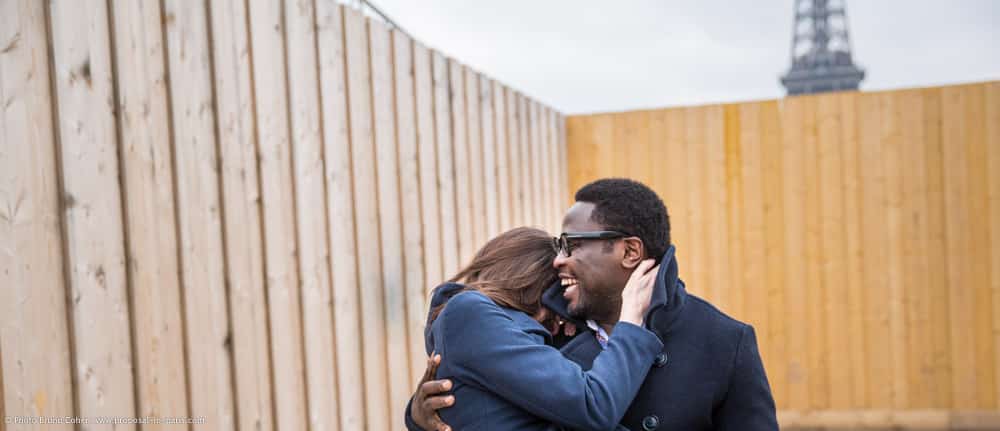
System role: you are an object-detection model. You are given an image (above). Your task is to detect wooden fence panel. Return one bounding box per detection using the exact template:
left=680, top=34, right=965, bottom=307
left=480, top=77, right=499, bottom=238
left=565, top=82, right=1000, bottom=422
left=369, top=19, right=409, bottom=429
left=4, top=3, right=567, bottom=430
left=0, top=1, right=76, bottom=427
left=344, top=8, right=389, bottom=429
left=49, top=0, right=137, bottom=425
left=433, top=52, right=459, bottom=277
left=449, top=60, right=472, bottom=266
left=286, top=0, right=341, bottom=429
left=209, top=0, right=275, bottom=428
left=414, top=41, right=442, bottom=300
left=110, top=0, right=191, bottom=427
left=465, top=68, right=486, bottom=248
left=248, top=0, right=308, bottom=429
left=163, top=1, right=235, bottom=427
left=494, top=81, right=511, bottom=231
left=517, top=94, right=532, bottom=226
left=988, top=82, right=1000, bottom=410
left=395, top=31, right=428, bottom=389
left=316, top=3, right=364, bottom=429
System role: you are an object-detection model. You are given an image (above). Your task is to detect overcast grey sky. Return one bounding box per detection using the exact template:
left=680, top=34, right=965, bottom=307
left=367, top=1, right=999, bottom=114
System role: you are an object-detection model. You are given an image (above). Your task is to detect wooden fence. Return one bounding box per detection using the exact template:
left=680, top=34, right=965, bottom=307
left=567, top=81, right=1000, bottom=428
left=0, top=1, right=567, bottom=430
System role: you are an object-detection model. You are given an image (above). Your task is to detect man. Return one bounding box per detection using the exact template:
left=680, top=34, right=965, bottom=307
left=408, top=178, right=778, bottom=431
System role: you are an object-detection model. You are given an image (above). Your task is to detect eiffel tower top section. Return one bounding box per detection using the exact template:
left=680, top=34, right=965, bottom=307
left=781, top=0, right=865, bottom=95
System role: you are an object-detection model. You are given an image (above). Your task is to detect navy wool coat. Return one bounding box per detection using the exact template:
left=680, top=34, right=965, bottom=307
left=409, top=287, right=663, bottom=431
left=543, top=245, right=779, bottom=431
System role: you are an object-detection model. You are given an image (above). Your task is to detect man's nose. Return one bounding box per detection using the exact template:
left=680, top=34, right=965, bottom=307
left=553, top=253, right=569, bottom=269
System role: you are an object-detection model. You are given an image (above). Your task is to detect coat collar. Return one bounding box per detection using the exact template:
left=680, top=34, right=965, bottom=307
left=541, top=245, right=687, bottom=340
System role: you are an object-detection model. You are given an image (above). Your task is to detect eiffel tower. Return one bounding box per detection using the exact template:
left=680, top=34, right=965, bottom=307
left=781, top=0, right=865, bottom=95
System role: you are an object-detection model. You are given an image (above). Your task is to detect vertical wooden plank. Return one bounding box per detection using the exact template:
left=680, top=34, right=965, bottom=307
left=480, top=76, right=499, bottom=238
left=722, top=105, right=744, bottom=321
left=247, top=0, right=308, bottom=428
left=858, top=91, right=893, bottom=409
left=344, top=9, right=390, bottom=429
left=962, top=84, right=997, bottom=408
left=920, top=87, right=952, bottom=408
left=0, top=0, right=76, bottom=424
left=285, top=0, right=340, bottom=428
left=464, top=67, right=486, bottom=247
left=369, top=19, right=409, bottom=429
left=543, top=107, right=558, bottom=232
left=683, top=107, right=708, bottom=300
left=433, top=53, right=459, bottom=277
left=518, top=94, right=532, bottom=226
left=506, top=89, right=523, bottom=227
left=879, top=91, right=909, bottom=410
left=565, top=115, right=592, bottom=201
left=706, top=106, right=730, bottom=312
left=162, top=0, right=236, bottom=427
left=759, top=100, right=789, bottom=407
left=209, top=0, right=275, bottom=428
left=110, top=0, right=191, bottom=427
left=413, top=41, right=442, bottom=294
left=737, top=103, right=765, bottom=354
left=798, top=97, right=829, bottom=411
left=530, top=101, right=543, bottom=227
left=779, top=97, right=809, bottom=410
left=941, top=85, right=977, bottom=408
left=315, top=3, right=364, bottom=428
left=558, top=114, right=568, bottom=213
left=493, top=81, right=510, bottom=231
left=816, top=94, right=851, bottom=409
left=897, top=90, right=933, bottom=408
left=448, top=60, right=472, bottom=265
left=662, top=109, right=690, bottom=258
left=48, top=0, right=137, bottom=423
left=987, top=82, right=1000, bottom=409
left=838, top=93, right=868, bottom=409
left=551, top=109, right=564, bottom=230
left=538, top=105, right=550, bottom=229
left=396, top=32, right=428, bottom=387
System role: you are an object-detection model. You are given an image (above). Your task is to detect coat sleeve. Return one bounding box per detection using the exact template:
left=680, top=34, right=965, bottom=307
left=403, top=397, right=425, bottom=431
left=714, top=325, right=779, bottom=431
left=439, top=292, right=662, bottom=431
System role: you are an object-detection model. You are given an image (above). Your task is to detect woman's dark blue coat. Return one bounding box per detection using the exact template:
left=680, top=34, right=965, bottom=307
left=411, top=286, right=662, bottom=431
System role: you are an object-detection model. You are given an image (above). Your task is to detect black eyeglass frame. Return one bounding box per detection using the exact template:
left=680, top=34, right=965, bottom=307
left=552, top=230, right=631, bottom=257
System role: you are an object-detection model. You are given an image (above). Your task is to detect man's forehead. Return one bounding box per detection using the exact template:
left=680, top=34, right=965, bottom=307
left=561, top=202, right=602, bottom=231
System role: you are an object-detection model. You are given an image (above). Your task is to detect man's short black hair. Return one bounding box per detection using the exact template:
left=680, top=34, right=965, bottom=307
left=574, top=178, right=670, bottom=261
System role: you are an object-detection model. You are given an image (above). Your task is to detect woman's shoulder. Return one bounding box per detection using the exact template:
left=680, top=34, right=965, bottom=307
left=439, top=290, right=502, bottom=320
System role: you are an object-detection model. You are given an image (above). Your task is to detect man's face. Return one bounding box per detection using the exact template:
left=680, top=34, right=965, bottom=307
left=552, top=202, right=630, bottom=323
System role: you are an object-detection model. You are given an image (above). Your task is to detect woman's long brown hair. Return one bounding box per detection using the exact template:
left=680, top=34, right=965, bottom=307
left=429, top=227, right=559, bottom=323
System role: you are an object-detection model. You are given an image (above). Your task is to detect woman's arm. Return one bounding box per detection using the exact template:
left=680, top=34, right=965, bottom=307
left=439, top=292, right=661, bottom=431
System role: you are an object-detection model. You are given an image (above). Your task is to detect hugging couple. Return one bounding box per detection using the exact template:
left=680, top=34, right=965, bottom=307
left=405, top=178, right=778, bottom=431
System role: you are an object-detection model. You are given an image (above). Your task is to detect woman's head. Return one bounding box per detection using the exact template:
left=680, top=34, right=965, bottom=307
left=434, top=227, right=558, bottom=320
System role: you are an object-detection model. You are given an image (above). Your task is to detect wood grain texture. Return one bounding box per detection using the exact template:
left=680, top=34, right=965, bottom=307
left=209, top=0, right=275, bottom=428
left=49, top=0, right=137, bottom=425
left=248, top=0, right=308, bottom=428
left=563, top=82, right=1000, bottom=413
left=0, top=0, right=76, bottom=425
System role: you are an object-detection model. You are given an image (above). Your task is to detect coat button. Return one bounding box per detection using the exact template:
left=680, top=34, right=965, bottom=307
left=642, top=414, right=660, bottom=430
left=653, top=352, right=669, bottom=367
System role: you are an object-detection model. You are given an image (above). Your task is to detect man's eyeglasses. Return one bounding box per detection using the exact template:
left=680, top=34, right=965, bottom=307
left=552, top=231, right=630, bottom=257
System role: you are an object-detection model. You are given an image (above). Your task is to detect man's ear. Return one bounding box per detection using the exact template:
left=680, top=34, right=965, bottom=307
left=620, top=237, right=645, bottom=270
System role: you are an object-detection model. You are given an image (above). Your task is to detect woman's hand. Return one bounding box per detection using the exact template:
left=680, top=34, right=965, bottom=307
left=618, top=259, right=658, bottom=326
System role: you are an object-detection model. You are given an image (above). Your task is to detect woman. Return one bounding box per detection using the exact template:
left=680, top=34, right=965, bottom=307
left=413, top=227, right=660, bottom=431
